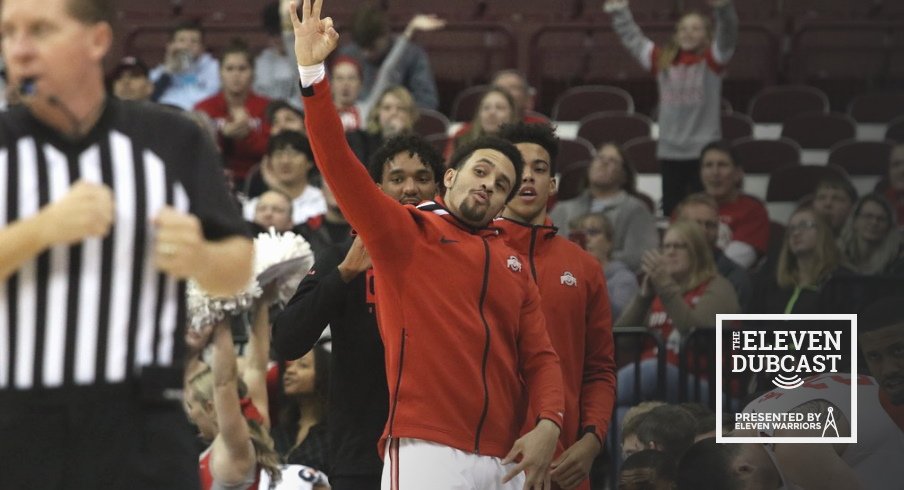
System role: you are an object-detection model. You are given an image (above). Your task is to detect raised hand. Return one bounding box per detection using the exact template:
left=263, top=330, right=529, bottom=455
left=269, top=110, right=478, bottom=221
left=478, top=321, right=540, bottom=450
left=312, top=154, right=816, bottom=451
left=289, top=0, right=339, bottom=67
left=404, top=14, right=446, bottom=38
left=337, top=236, right=371, bottom=282
left=153, top=207, right=206, bottom=280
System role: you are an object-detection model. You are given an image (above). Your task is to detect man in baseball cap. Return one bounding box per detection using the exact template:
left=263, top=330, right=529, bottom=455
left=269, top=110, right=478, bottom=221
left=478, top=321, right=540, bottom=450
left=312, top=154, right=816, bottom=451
left=109, top=55, right=152, bottom=102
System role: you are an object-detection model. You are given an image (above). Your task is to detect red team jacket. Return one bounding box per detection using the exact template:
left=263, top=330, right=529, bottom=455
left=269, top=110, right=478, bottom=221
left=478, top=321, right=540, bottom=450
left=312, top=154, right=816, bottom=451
left=497, top=218, right=616, bottom=488
left=302, top=79, right=565, bottom=459
left=194, top=91, right=271, bottom=180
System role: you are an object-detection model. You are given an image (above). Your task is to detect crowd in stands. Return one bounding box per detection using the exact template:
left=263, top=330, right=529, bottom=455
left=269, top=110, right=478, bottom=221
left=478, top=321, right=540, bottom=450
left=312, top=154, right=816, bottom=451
left=17, top=0, right=901, bottom=488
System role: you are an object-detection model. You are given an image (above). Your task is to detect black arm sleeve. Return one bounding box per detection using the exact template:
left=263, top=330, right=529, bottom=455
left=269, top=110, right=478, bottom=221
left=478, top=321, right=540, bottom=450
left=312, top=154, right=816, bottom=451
left=272, top=246, right=350, bottom=360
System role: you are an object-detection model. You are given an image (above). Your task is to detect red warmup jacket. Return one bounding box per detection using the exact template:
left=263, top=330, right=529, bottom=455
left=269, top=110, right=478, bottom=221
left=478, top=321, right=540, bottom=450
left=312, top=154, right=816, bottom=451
left=194, top=91, right=271, bottom=180
left=301, top=78, right=565, bottom=459
left=498, top=219, right=616, bottom=486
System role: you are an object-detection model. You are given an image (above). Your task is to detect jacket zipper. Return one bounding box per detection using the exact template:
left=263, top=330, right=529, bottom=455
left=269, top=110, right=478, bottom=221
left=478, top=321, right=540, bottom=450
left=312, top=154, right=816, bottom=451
left=474, top=238, right=492, bottom=453
left=387, top=328, right=407, bottom=436
left=528, top=227, right=539, bottom=283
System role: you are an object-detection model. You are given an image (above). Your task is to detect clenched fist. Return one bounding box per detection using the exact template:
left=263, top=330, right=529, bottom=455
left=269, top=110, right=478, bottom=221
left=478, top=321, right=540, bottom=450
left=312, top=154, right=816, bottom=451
left=153, top=207, right=205, bottom=279
left=40, top=180, right=115, bottom=245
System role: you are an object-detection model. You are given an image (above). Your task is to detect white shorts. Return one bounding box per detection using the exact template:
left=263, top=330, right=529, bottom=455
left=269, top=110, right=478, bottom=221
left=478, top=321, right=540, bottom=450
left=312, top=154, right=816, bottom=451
left=381, top=438, right=526, bottom=490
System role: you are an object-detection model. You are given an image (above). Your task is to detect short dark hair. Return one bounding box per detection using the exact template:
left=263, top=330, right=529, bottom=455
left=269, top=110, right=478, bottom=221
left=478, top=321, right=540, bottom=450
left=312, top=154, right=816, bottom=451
left=367, top=135, right=445, bottom=185
left=265, top=100, right=304, bottom=126
left=634, top=405, right=697, bottom=459
left=67, top=0, right=114, bottom=25
left=621, top=449, right=678, bottom=483
left=816, top=175, right=858, bottom=203
left=859, top=296, right=904, bottom=334
left=220, top=38, right=253, bottom=66
left=268, top=131, right=314, bottom=164
left=497, top=122, right=560, bottom=174
left=170, top=18, right=204, bottom=40
left=447, top=136, right=525, bottom=202
left=351, top=2, right=388, bottom=49
left=700, top=140, right=739, bottom=169
left=676, top=438, right=741, bottom=490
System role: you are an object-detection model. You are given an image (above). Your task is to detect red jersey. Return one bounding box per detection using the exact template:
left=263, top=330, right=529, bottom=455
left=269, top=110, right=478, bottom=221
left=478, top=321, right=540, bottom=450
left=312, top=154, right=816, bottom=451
left=718, top=193, right=770, bottom=256
left=194, top=91, right=271, bottom=180
left=302, top=78, right=565, bottom=459
left=643, top=279, right=712, bottom=368
left=498, top=218, right=616, bottom=489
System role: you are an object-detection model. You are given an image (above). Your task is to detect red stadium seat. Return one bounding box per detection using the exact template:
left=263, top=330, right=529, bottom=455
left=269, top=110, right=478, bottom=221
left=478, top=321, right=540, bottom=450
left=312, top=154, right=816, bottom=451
left=780, top=112, right=856, bottom=150
left=577, top=111, right=652, bottom=146
left=731, top=137, right=801, bottom=174
left=552, top=85, right=635, bottom=121
left=887, top=116, right=904, bottom=143
left=557, top=160, right=590, bottom=201
left=827, top=140, right=894, bottom=176
left=558, top=138, right=596, bottom=172
left=721, top=113, right=754, bottom=143
left=848, top=93, right=904, bottom=124
left=414, top=109, right=450, bottom=138
left=766, top=164, right=848, bottom=202
left=747, top=85, right=829, bottom=124
left=450, top=85, right=490, bottom=122
left=623, top=136, right=659, bottom=174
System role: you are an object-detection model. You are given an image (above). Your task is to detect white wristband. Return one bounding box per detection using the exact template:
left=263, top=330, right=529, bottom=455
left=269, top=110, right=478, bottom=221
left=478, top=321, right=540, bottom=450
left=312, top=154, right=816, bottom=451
left=298, top=62, right=326, bottom=88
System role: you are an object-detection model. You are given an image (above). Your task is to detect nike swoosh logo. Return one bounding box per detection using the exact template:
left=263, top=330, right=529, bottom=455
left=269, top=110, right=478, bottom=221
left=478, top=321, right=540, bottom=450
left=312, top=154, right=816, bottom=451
left=440, top=236, right=459, bottom=244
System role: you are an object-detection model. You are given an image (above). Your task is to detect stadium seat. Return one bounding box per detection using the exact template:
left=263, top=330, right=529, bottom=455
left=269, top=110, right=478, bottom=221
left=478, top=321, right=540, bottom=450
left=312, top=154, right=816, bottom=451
left=780, top=112, right=857, bottom=150
left=387, top=0, right=481, bottom=21
left=425, top=134, right=450, bottom=158
left=623, top=136, right=659, bottom=174
left=721, top=113, right=754, bottom=143
left=827, top=140, right=893, bottom=176
left=413, top=109, right=450, bottom=138
left=480, top=0, right=577, bottom=22
left=450, top=85, right=489, bottom=122
left=747, top=85, right=829, bottom=124
left=848, top=93, right=904, bottom=124
left=552, top=85, right=635, bottom=121
left=576, top=111, right=652, bottom=146
left=731, top=137, right=802, bottom=174
left=557, top=160, right=590, bottom=201
left=766, top=164, right=848, bottom=202
left=558, top=137, right=596, bottom=172
left=887, top=116, right=904, bottom=143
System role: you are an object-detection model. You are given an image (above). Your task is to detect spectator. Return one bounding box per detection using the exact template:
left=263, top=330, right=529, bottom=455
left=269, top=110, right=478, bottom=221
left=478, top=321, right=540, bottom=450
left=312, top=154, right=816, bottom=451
left=333, top=14, right=444, bottom=132
left=498, top=123, right=617, bottom=490
left=295, top=180, right=353, bottom=260
left=700, top=140, right=769, bottom=268
left=445, top=87, right=517, bottom=158
left=255, top=1, right=302, bottom=108
left=605, top=0, right=738, bottom=216
left=749, top=204, right=850, bottom=314
left=620, top=402, right=667, bottom=459
left=348, top=85, right=419, bottom=163
left=882, top=143, right=904, bottom=228
left=570, top=212, right=639, bottom=321
left=626, top=405, right=697, bottom=461
left=675, top=439, right=745, bottom=490
left=250, top=189, right=295, bottom=234
left=551, top=142, right=659, bottom=271
left=150, top=19, right=220, bottom=109
left=195, top=40, right=271, bottom=185
left=244, top=101, right=309, bottom=201
left=109, top=56, right=152, bottom=102
left=491, top=69, right=547, bottom=123
left=814, top=175, right=859, bottom=236
left=243, top=131, right=326, bottom=226
left=338, top=3, right=440, bottom=110
left=677, top=402, right=726, bottom=441
left=292, top=2, right=566, bottom=485
left=616, top=221, right=740, bottom=402
left=274, top=134, right=443, bottom=489
left=268, top=100, right=306, bottom=135
left=675, top=193, right=752, bottom=311
left=839, top=193, right=901, bottom=275
left=618, top=450, right=678, bottom=490
left=272, top=346, right=331, bottom=473
left=186, top=321, right=282, bottom=489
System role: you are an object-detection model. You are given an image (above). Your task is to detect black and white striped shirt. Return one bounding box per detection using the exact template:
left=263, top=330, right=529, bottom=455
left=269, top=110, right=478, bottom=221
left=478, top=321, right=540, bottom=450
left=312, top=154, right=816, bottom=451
left=0, top=99, right=247, bottom=391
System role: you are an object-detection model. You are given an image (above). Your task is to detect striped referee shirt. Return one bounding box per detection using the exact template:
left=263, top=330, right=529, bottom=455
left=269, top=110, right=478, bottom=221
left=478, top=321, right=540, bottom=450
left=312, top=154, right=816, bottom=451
left=0, top=99, right=247, bottom=392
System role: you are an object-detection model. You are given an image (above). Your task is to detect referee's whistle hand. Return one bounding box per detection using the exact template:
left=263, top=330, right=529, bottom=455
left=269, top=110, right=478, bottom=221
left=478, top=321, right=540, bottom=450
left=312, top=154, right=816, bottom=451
left=39, top=180, right=114, bottom=246
left=152, top=207, right=204, bottom=279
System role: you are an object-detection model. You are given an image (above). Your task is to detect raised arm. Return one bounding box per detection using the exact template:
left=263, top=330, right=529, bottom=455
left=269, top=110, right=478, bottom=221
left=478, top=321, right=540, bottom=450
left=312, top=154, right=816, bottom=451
left=289, top=0, right=416, bottom=259
left=244, top=298, right=274, bottom=429
left=605, top=0, right=657, bottom=72
left=209, top=320, right=257, bottom=486
left=272, top=246, right=348, bottom=360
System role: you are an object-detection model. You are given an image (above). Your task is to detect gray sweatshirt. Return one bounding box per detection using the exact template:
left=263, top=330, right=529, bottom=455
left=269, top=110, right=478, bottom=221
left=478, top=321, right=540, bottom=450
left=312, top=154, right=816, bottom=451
left=610, top=2, right=739, bottom=160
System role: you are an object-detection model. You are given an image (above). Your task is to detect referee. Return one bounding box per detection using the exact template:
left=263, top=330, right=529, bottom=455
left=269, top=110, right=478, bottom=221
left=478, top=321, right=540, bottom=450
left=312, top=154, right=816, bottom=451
left=0, top=0, right=253, bottom=489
